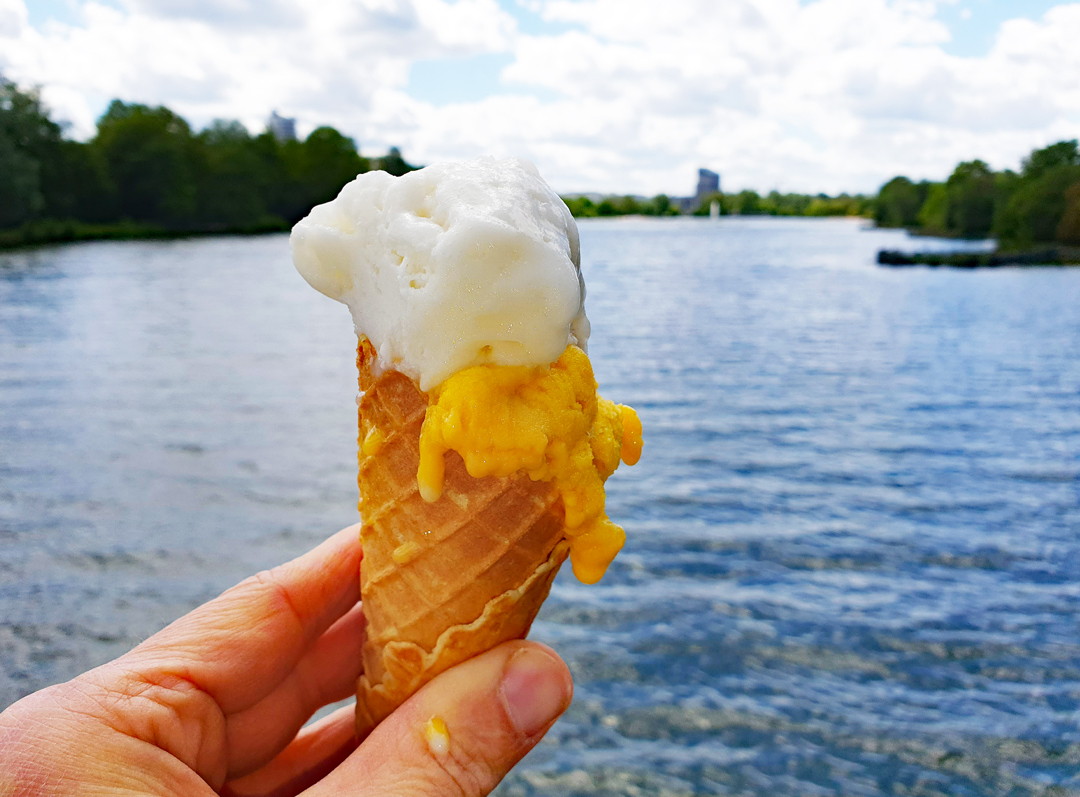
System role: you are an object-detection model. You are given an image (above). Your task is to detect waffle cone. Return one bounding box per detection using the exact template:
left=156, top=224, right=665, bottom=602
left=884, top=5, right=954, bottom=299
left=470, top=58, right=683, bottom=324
left=353, top=341, right=569, bottom=737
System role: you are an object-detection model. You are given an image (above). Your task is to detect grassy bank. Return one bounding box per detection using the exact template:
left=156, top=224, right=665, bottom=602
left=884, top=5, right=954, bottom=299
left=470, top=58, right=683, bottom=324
left=0, top=218, right=290, bottom=251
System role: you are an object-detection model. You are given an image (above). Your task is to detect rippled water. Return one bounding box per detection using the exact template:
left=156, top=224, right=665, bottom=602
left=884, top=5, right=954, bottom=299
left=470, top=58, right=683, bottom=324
left=3, top=218, right=1079, bottom=796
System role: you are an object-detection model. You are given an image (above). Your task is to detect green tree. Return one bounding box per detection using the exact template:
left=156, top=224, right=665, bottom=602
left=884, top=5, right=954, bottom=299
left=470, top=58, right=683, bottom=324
left=247, top=132, right=305, bottom=224
left=806, top=194, right=867, bottom=216
left=0, top=78, right=429, bottom=243
left=726, top=190, right=763, bottom=215
left=94, top=100, right=197, bottom=225
left=886, top=141, right=1080, bottom=244
left=991, top=169, right=1021, bottom=232
left=560, top=195, right=598, bottom=217
left=44, top=140, right=116, bottom=222
left=193, top=120, right=273, bottom=228
left=0, top=80, right=49, bottom=227
left=561, top=193, right=680, bottom=218
left=875, top=177, right=927, bottom=227
left=0, top=128, right=41, bottom=227
left=917, top=183, right=948, bottom=233
left=945, top=160, right=996, bottom=237
left=766, top=192, right=812, bottom=216
left=1021, top=140, right=1079, bottom=180
left=997, top=163, right=1080, bottom=245
left=0, top=79, right=115, bottom=225
left=1058, top=181, right=1080, bottom=244
left=596, top=198, right=617, bottom=216
left=1057, top=182, right=1080, bottom=245
left=375, top=146, right=415, bottom=178
left=300, top=127, right=368, bottom=207
left=646, top=194, right=674, bottom=215
left=992, top=141, right=1080, bottom=245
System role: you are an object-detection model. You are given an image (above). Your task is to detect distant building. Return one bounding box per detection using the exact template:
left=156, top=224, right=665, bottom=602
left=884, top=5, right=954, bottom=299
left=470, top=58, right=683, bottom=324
left=267, top=111, right=296, bottom=143
left=677, top=168, right=722, bottom=213
left=697, top=168, right=720, bottom=199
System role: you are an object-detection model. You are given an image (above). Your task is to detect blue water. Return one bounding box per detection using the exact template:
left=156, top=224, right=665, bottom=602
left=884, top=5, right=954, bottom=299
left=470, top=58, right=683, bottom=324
left=2, top=218, right=1079, bottom=795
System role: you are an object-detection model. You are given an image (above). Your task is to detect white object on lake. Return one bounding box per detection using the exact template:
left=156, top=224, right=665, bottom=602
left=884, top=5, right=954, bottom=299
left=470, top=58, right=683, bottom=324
left=291, top=156, right=589, bottom=391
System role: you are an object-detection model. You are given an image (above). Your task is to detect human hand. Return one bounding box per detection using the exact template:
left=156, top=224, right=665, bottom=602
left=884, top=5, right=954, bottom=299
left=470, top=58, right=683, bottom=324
left=0, top=525, right=573, bottom=796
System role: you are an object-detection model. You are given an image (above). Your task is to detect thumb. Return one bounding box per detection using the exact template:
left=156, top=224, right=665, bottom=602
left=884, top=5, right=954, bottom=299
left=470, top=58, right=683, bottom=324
left=308, top=641, right=573, bottom=797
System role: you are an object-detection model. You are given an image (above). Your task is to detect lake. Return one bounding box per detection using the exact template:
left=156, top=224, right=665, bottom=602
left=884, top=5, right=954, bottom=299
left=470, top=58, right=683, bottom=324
left=2, top=218, right=1079, bottom=796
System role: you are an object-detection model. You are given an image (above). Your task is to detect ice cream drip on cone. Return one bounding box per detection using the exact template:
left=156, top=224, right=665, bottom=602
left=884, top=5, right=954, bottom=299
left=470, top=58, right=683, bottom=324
left=416, top=343, right=642, bottom=584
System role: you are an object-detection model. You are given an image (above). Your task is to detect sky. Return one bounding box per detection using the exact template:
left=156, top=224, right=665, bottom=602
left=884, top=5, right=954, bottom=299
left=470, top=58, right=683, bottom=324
left=1, top=0, right=1079, bottom=196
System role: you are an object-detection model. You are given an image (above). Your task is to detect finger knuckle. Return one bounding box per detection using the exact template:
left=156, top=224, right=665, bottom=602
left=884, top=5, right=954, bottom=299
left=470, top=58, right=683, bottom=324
left=250, top=567, right=305, bottom=631
left=116, top=668, right=226, bottom=771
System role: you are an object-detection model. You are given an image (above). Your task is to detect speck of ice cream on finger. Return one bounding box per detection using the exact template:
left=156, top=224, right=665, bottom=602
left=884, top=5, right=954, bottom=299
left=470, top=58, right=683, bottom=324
left=425, top=715, right=450, bottom=756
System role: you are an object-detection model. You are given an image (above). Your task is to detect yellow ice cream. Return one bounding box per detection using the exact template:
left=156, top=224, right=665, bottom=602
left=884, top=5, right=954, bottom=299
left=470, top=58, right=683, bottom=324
left=418, top=345, right=642, bottom=584
left=292, top=157, right=643, bottom=584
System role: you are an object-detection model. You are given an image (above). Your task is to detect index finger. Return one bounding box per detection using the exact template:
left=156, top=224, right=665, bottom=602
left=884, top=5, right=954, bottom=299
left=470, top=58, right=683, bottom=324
left=123, top=523, right=363, bottom=715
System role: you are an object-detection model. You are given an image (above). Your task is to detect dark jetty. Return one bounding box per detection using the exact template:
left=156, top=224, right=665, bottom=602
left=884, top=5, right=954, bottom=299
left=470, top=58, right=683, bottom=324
left=878, top=247, right=1080, bottom=268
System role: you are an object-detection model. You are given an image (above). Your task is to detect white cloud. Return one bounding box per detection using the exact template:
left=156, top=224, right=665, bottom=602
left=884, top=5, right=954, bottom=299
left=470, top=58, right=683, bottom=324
left=0, top=0, right=26, bottom=38
left=0, top=0, right=513, bottom=139
left=489, top=0, right=1080, bottom=193
left=1, top=0, right=1078, bottom=194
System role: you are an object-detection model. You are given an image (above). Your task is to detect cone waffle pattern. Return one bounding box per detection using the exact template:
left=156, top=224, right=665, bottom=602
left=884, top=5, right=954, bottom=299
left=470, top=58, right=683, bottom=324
left=354, top=343, right=569, bottom=737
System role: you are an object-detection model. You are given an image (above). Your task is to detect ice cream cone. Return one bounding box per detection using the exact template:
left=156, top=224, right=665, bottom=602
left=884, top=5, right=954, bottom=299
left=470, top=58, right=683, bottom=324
left=354, top=339, right=570, bottom=737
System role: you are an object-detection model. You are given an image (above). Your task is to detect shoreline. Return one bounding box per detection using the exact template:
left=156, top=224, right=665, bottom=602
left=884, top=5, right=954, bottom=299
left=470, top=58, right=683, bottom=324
left=0, top=215, right=864, bottom=252
left=0, top=219, right=291, bottom=252
left=878, top=247, right=1080, bottom=268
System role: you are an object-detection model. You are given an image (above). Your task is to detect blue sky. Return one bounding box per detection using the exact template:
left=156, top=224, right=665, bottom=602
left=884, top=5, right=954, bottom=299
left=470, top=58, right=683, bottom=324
left=5, top=0, right=1079, bottom=194
left=934, top=0, right=1065, bottom=55
left=405, top=0, right=568, bottom=105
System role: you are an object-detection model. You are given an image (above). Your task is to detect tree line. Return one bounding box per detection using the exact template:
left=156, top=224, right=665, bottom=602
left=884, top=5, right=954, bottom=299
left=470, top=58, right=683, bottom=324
left=561, top=193, right=681, bottom=217
left=561, top=142, right=1080, bottom=244
left=695, top=190, right=869, bottom=217
left=562, top=190, right=869, bottom=219
left=0, top=79, right=417, bottom=244
left=874, top=140, right=1080, bottom=247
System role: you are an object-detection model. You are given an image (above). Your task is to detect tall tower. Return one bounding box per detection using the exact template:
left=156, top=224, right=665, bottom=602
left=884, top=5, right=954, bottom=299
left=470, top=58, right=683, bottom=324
left=696, top=168, right=720, bottom=200
left=268, top=110, right=297, bottom=143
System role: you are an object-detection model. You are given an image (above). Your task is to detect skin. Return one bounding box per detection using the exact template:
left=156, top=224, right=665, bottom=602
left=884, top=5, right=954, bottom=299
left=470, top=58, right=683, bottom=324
left=0, top=524, right=574, bottom=797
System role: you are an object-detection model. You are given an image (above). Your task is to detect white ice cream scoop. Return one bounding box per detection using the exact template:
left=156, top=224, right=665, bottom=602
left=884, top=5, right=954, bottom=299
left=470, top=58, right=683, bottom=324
left=291, top=156, right=589, bottom=391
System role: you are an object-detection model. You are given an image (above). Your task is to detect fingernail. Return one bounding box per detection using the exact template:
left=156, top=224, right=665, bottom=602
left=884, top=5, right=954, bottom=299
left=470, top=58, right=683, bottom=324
left=500, top=645, right=571, bottom=737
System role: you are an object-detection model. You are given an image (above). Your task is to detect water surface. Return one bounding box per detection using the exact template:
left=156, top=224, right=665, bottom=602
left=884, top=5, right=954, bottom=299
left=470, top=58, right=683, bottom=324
left=2, top=219, right=1079, bottom=796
